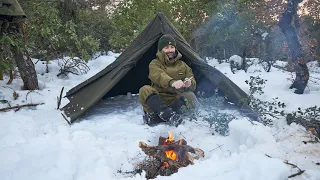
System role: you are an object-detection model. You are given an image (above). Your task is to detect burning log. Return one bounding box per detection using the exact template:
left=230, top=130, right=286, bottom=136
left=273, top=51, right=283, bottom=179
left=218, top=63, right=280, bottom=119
left=137, top=132, right=204, bottom=179
left=139, top=141, right=204, bottom=167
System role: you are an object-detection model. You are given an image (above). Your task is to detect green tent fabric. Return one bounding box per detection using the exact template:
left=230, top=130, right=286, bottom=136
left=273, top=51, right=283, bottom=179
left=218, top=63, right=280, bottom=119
left=61, top=12, right=254, bottom=123
left=0, top=0, right=26, bottom=18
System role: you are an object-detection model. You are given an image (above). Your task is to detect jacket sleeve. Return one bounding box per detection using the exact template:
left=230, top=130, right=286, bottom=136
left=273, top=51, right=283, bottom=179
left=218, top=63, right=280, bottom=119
left=185, top=63, right=196, bottom=92
left=148, top=60, right=174, bottom=88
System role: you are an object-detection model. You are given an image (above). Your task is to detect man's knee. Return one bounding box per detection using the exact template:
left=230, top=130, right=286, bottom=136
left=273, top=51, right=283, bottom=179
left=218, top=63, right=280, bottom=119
left=180, top=91, right=197, bottom=104
left=139, top=85, right=157, bottom=96
left=139, top=85, right=158, bottom=103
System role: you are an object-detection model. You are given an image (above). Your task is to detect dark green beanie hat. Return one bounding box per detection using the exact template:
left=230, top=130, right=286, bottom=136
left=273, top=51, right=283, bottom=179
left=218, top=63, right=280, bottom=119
left=158, top=34, right=176, bottom=51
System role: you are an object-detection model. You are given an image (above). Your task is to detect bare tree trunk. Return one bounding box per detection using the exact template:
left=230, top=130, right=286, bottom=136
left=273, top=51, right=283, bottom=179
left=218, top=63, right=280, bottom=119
left=0, top=1, right=38, bottom=90
left=1, top=22, right=38, bottom=90
left=278, top=0, right=309, bottom=94
left=12, top=22, right=39, bottom=90
left=11, top=46, right=38, bottom=90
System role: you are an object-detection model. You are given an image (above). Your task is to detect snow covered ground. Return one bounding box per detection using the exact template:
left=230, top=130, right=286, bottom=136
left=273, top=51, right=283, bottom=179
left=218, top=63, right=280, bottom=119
left=0, top=53, right=320, bottom=180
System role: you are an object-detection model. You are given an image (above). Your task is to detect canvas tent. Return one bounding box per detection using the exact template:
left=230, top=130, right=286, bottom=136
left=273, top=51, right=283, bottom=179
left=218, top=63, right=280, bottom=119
left=61, top=12, right=255, bottom=123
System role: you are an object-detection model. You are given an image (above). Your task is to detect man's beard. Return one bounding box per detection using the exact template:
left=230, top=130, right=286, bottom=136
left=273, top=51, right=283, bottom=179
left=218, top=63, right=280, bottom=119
left=166, top=51, right=176, bottom=60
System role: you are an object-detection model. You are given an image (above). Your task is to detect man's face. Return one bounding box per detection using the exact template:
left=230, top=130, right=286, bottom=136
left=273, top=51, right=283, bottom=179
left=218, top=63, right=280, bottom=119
left=162, top=45, right=176, bottom=59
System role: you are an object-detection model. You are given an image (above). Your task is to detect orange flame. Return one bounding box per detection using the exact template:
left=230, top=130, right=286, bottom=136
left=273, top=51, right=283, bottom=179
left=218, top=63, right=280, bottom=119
left=165, top=150, right=177, bottom=160
left=162, top=162, right=169, bottom=167
left=165, top=131, right=174, bottom=144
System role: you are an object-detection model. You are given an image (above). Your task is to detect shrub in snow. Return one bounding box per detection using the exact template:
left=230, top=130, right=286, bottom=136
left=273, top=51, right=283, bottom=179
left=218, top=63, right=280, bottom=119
left=295, top=106, right=320, bottom=122
left=57, top=57, right=90, bottom=78
left=245, top=76, right=319, bottom=134
left=184, top=91, right=237, bottom=136
left=201, top=107, right=236, bottom=136
left=286, top=106, right=320, bottom=138
left=244, top=76, right=286, bottom=126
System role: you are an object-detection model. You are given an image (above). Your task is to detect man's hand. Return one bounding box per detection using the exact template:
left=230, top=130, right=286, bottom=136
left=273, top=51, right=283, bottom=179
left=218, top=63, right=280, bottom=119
left=184, top=77, right=193, bottom=88
left=184, top=78, right=192, bottom=88
left=172, top=80, right=185, bottom=89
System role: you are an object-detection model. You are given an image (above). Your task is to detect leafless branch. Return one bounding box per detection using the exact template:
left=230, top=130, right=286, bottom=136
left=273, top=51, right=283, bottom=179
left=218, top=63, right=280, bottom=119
left=265, top=154, right=305, bottom=178
left=0, top=103, right=44, bottom=112
left=57, top=57, right=90, bottom=77
left=209, top=144, right=224, bottom=152
left=57, top=87, right=64, bottom=110
left=26, top=91, right=43, bottom=101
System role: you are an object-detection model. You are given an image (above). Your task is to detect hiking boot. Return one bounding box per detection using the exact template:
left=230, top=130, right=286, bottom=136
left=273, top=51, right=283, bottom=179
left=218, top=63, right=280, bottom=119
left=143, top=111, right=163, bottom=126
left=158, top=108, right=182, bottom=127
left=145, top=93, right=183, bottom=126
left=169, top=96, right=186, bottom=114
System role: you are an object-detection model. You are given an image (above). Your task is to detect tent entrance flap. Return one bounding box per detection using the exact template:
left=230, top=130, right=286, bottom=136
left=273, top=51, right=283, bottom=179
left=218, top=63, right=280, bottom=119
left=103, top=43, right=158, bottom=98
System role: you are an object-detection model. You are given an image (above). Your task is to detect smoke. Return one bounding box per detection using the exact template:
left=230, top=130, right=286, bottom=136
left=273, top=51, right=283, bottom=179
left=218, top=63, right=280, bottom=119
left=192, top=2, right=286, bottom=61
left=193, top=3, right=243, bottom=58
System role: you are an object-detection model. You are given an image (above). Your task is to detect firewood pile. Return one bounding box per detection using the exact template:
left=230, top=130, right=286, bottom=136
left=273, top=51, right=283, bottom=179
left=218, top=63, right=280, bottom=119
left=136, top=132, right=205, bottom=179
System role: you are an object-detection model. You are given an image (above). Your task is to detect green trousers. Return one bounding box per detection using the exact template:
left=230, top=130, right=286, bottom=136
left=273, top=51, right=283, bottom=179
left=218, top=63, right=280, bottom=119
left=138, top=85, right=197, bottom=113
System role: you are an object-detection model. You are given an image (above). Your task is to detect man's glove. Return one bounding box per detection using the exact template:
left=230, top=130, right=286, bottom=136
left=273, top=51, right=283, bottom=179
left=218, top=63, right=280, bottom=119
left=172, top=80, right=185, bottom=89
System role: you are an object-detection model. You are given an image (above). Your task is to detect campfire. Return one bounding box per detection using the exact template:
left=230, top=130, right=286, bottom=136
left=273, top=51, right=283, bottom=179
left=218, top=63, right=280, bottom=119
left=137, top=131, right=205, bottom=179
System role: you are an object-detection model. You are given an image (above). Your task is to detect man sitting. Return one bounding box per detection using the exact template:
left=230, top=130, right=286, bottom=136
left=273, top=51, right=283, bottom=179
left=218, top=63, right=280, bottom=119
left=138, top=34, right=197, bottom=126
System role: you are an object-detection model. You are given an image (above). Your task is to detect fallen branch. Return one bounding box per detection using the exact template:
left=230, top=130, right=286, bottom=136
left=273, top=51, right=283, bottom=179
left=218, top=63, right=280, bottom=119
left=26, top=91, right=43, bottom=101
left=57, top=70, right=79, bottom=77
left=57, top=87, right=64, bottom=110
left=209, top=144, right=224, bottom=152
left=0, top=103, right=44, bottom=112
left=288, top=170, right=305, bottom=178
left=265, top=154, right=272, bottom=158
left=117, top=163, right=142, bottom=178
left=265, top=154, right=305, bottom=178
left=0, top=85, right=14, bottom=90
left=285, top=161, right=305, bottom=178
